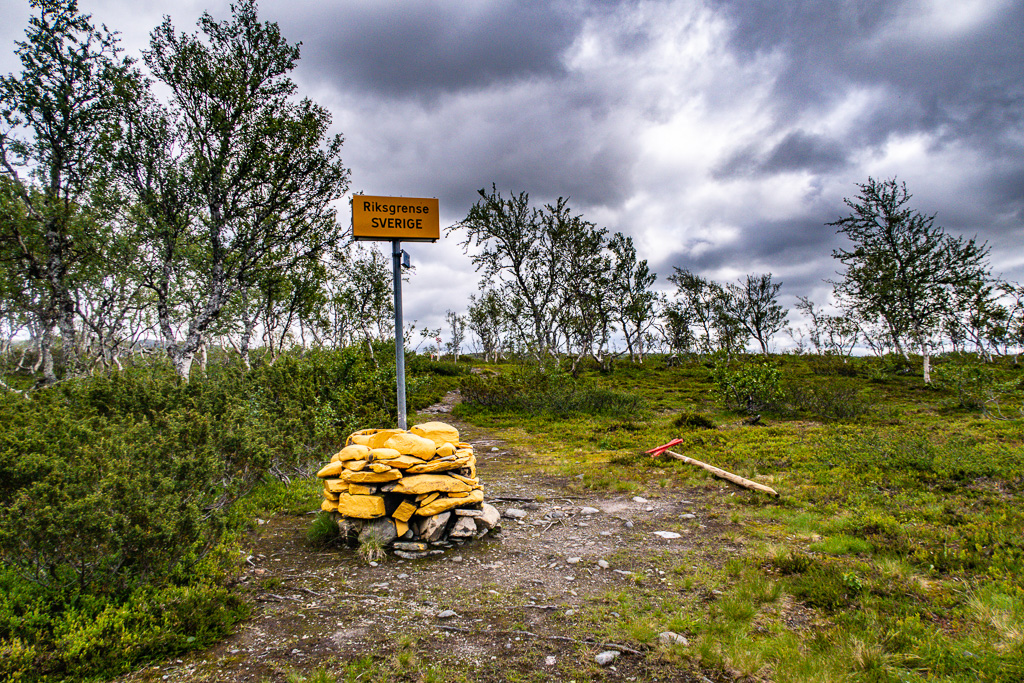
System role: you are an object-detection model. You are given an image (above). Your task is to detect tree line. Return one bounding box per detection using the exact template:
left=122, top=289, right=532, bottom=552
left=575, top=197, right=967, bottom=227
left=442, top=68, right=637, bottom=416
left=0, top=0, right=404, bottom=385
left=2, top=3, right=1022, bottom=390
left=452, top=179, right=1023, bottom=382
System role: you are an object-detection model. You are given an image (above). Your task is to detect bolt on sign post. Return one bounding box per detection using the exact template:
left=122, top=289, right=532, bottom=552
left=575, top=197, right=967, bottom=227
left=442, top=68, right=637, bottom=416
left=352, top=196, right=440, bottom=429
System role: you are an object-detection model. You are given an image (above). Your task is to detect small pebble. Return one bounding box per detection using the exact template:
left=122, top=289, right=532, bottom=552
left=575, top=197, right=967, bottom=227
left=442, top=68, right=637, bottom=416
left=579, top=506, right=600, bottom=515
left=598, top=559, right=610, bottom=569
left=654, top=531, right=681, bottom=539
left=491, top=446, right=500, bottom=452
left=595, top=650, right=621, bottom=666
left=504, top=508, right=528, bottom=519
left=567, top=557, right=581, bottom=564
left=545, top=655, right=556, bottom=666
left=659, top=631, right=689, bottom=646
left=632, top=496, right=649, bottom=503
left=437, top=610, right=458, bottom=619
left=369, top=561, right=378, bottom=567
left=624, top=520, right=634, bottom=529
left=681, top=513, right=696, bottom=520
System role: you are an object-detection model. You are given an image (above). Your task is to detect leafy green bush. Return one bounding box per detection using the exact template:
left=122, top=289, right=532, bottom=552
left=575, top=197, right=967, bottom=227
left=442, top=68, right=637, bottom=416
left=931, top=356, right=1021, bottom=413
left=807, top=356, right=860, bottom=377
left=0, top=345, right=445, bottom=681
left=0, top=569, right=247, bottom=681
left=673, top=411, right=717, bottom=430
left=457, top=367, right=647, bottom=419
left=783, top=379, right=870, bottom=420
left=406, top=355, right=471, bottom=377
left=711, top=361, right=782, bottom=414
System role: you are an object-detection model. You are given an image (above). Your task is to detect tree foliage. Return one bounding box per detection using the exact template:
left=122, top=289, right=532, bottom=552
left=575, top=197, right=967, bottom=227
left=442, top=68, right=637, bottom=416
left=453, top=185, right=659, bottom=368
left=111, top=0, right=350, bottom=379
left=0, top=0, right=133, bottom=382
left=830, top=177, right=990, bottom=381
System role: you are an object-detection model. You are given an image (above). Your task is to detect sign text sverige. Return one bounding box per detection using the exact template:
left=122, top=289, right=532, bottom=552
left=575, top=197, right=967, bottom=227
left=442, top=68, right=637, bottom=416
left=352, top=195, right=440, bottom=242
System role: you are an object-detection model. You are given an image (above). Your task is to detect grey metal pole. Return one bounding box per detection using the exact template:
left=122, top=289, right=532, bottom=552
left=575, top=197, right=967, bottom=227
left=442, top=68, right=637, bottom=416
left=392, top=239, right=407, bottom=429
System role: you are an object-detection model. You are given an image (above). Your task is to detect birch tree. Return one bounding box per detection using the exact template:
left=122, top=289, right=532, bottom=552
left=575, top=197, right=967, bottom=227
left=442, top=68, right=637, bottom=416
left=830, top=177, right=989, bottom=383
left=115, top=0, right=349, bottom=379
left=0, top=0, right=133, bottom=382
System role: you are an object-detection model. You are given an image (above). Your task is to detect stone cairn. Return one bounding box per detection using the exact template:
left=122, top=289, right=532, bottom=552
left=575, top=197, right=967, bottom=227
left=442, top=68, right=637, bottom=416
left=317, top=421, right=501, bottom=559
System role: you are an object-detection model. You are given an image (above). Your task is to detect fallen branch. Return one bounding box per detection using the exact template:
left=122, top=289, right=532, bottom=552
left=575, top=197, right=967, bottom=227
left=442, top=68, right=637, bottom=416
left=646, top=439, right=779, bottom=498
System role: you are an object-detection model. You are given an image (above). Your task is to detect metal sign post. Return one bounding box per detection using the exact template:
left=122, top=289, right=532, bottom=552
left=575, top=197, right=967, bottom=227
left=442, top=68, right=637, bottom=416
left=352, top=195, right=439, bottom=429
left=392, top=239, right=407, bottom=429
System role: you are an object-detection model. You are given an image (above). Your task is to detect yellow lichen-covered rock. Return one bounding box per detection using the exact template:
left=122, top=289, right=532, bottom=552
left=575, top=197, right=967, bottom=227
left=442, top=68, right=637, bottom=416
left=416, top=492, right=440, bottom=505
left=448, top=491, right=470, bottom=498
left=384, top=432, right=437, bottom=459
left=448, top=472, right=479, bottom=487
left=405, top=453, right=473, bottom=474
left=392, top=500, right=417, bottom=522
left=367, top=429, right=406, bottom=449
left=317, top=461, right=344, bottom=478
left=435, top=442, right=457, bottom=458
left=323, top=478, right=348, bottom=493
left=410, top=421, right=460, bottom=447
left=321, top=499, right=339, bottom=512
left=369, top=462, right=393, bottom=473
left=343, top=459, right=368, bottom=471
left=382, top=454, right=427, bottom=470
left=392, top=473, right=471, bottom=494
left=415, top=489, right=484, bottom=516
left=323, top=489, right=340, bottom=501
left=395, top=519, right=409, bottom=537
left=348, top=484, right=374, bottom=495
left=347, top=429, right=378, bottom=446
left=368, top=448, right=402, bottom=461
left=335, top=493, right=386, bottom=518
left=346, top=469, right=402, bottom=484
left=332, top=444, right=371, bottom=462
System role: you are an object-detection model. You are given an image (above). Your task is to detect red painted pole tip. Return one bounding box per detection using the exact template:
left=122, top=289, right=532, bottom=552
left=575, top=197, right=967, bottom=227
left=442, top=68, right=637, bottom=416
left=646, top=438, right=684, bottom=457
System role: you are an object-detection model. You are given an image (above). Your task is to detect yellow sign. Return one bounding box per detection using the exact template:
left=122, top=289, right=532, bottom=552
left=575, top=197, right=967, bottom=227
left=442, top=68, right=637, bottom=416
left=352, top=195, right=440, bottom=242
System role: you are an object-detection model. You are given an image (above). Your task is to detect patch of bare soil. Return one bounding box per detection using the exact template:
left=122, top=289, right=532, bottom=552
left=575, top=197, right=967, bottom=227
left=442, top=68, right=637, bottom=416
left=117, top=396, right=737, bottom=682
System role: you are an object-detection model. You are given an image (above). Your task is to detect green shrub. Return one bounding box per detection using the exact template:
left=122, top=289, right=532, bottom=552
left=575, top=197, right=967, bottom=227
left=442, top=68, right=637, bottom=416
left=807, top=356, right=860, bottom=377
left=457, top=367, right=647, bottom=419
left=711, top=361, right=782, bottom=414
left=673, top=412, right=717, bottom=430
left=0, top=569, right=248, bottom=681
left=0, top=345, right=441, bottom=681
left=783, top=379, right=870, bottom=420
left=932, top=356, right=1019, bottom=413
left=306, top=511, right=341, bottom=548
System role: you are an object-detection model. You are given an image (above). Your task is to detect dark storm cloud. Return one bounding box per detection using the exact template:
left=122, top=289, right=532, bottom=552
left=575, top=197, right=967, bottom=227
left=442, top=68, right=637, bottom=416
left=656, top=213, right=842, bottom=276
left=718, top=0, right=1024, bottom=151
left=715, top=130, right=849, bottom=177
left=276, top=0, right=581, bottom=97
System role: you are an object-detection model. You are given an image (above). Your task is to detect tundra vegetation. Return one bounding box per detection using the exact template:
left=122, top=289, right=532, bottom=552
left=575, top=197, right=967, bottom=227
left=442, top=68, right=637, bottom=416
left=1, top=1, right=1023, bottom=682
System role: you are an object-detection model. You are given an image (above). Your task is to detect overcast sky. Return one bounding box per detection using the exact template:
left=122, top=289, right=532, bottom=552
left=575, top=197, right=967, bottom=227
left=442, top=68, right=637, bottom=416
left=2, top=0, right=1022, bottom=350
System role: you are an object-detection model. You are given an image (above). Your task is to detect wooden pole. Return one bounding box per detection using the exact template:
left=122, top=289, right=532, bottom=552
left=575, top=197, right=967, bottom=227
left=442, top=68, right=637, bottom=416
left=659, top=449, right=779, bottom=497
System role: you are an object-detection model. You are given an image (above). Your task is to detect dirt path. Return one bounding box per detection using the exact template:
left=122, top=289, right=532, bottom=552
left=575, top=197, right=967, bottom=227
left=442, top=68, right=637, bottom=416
left=119, top=395, right=728, bottom=682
